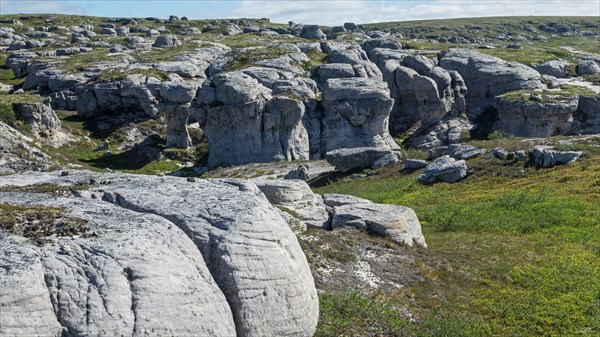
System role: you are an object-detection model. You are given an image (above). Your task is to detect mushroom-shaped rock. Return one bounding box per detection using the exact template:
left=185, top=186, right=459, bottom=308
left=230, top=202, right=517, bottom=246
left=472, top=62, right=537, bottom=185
left=191, top=72, right=309, bottom=167
left=321, top=77, right=398, bottom=153
left=440, top=49, right=545, bottom=119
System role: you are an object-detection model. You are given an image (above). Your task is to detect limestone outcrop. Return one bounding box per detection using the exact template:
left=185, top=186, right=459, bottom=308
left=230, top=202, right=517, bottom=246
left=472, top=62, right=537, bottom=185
left=439, top=49, right=545, bottom=120
left=0, top=171, right=320, bottom=337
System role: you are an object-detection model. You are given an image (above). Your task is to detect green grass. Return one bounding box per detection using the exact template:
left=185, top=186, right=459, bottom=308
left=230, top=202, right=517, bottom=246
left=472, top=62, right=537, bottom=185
left=316, top=291, right=409, bottom=337
left=224, top=46, right=294, bottom=72
left=499, top=85, right=598, bottom=103
left=313, top=140, right=600, bottom=336
left=0, top=53, right=26, bottom=86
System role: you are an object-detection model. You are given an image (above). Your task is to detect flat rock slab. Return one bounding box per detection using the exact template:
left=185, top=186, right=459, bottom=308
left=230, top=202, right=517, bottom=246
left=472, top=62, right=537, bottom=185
left=447, top=143, right=486, bottom=160
left=326, top=147, right=399, bottom=172
left=528, top=145, right=583, bottom=168
left=331, top=203, right=427, bottom=248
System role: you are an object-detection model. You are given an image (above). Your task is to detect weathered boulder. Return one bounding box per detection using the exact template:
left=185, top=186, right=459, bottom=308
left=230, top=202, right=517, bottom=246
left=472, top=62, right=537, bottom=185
left=0, top=171, right=320, bottom=337
left=492, top=94, right=578, bottom=137
left=153, top=61, right=201, bottom=78
left=125, top=36, right=151, bottom=50
left=440, top=49, right=545, bottom=119
left=284, top=164, right=310, bottom=180
left=321, top=77, right=399, bottom=153
left=406, top=117, right=472, bottom=150
left=446, top=143, right=486, bottom=160
left=403, top=159, right=428, bottom=171
left=301, top=25, right=326, bottom=40
left=528, top=145, right=583, bottom=168
left=317, top=62, right=382, bottom=81
left=572, top=96, right=600, bottom=134
left=576, top=60, right=600, bottom=75
left=536, top=59, right=569, bottom=78
left=159, top=81, right=198, bottom=104
left=13, top=101, right=61, bottom=137
left=47, top=73, right=87, bottom=92
left=369, top=49, right=467, bottom=135
left=0, top=121, right=51, bottom=174
left=331, top=203, right=427, bottom=248
left=322, top=193, right=373, bottom=208
left=417, top=155, right=468, bottom=184
left=325, top=147, right=399, bottom=172
left=191, top=72, right=309, bottom=167
left=152, top=34, right=182, bottom=49
left=255, top=179, right=330, bottom=228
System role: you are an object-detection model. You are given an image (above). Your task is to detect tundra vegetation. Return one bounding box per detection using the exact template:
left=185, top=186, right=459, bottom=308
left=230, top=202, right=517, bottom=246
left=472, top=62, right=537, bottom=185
left=0, top=13, right=599, bottom=337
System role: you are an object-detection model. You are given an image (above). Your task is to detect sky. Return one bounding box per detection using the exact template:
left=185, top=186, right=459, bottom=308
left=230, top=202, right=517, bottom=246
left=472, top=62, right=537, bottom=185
left=1, top=0, right=599, bottom=25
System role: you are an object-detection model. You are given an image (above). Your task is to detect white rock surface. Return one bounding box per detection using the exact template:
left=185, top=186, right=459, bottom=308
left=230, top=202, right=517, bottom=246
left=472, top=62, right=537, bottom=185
left=0, top=171, right=319, bottom=337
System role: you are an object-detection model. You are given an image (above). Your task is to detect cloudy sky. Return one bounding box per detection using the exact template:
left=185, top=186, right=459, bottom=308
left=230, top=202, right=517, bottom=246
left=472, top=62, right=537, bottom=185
left=1, top=0, right=599, bottom=25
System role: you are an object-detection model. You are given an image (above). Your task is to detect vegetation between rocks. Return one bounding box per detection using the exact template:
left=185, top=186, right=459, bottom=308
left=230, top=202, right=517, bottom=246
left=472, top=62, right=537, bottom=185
left=314, top=137, right=600, bottom=336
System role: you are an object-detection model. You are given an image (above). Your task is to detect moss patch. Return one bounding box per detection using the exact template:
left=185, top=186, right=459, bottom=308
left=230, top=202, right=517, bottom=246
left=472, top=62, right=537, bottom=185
left=0, top=204, right=89, bottom=244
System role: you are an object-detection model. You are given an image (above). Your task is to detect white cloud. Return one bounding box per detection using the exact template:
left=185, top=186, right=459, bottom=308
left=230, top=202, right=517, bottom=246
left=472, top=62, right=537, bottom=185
left=225, top=0, right=600, bottom=25
left=0, top=0, right=87, bottom=15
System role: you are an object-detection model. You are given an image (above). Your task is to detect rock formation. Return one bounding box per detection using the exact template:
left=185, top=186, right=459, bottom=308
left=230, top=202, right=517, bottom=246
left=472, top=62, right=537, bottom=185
left=0, top=171, right=320, bottom=337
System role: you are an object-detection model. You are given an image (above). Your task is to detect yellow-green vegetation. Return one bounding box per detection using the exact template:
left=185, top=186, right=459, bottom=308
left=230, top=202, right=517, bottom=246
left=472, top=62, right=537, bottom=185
left=55, top=48, right=123, bottom=73
left=0, top=183, right=90, bottom=194
left=477, top=45, right=575, bottom=68
left=0, top=203, right=89, bottom=244
left=45, top=111, right=206, bottom=175
left=224, top=46, right=293, bottom=72
left=317, top=291, right=409, bottom=336
left=314, top=137, right=600, bottom=336
left=0, top=53, right=25, bottom=86
left=499, top=85, right=598, bottom=103
left=90, top=67, right=168, bottom=83
left=365, top=16, right=596, bottom=37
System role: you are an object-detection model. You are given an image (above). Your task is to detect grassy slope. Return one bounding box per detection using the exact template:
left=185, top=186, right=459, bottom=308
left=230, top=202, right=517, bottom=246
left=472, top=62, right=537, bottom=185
left=314, top=138, right=600, bottom=336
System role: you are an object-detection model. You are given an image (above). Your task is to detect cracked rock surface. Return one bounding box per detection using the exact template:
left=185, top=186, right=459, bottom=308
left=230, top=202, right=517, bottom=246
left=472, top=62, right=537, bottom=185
left=0, top=171, right=319, bottom=337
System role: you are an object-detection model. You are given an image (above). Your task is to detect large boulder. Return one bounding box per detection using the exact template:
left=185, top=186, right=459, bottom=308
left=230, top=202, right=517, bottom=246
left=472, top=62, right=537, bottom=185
left=417, top=155, right=468, bottom=184
left=191, top=72, right=309, bottom=167
left=0, top=121, right=51, bottom=174
left=321, top=77, right=399, bottom=153
left=331, top=202, right=427, bottom=248
left=572, top=96, right=600, bottom=134
left=492, top=94, right=578, bottom=137
left=325, top=147, right=399, bottom=172
left=446, top=143, right=486, bottom=160
left=536, top=59, right=569, bottom=78
left=301, top=25, right=326, bottom=40
left=440, top=49, right=545, bottom=120
left=255, top=179, right=330, bottom=228
left=369, top=49, right=467, bottom=135
left=576, top=60, right=600, bottom=75
left=152, top=34, right=182, bottom=49
left=13, top=101, right=61, bottom=137
left=0, top=171, right=320, bottom=337
left=527, top=146, right=583, bottom=168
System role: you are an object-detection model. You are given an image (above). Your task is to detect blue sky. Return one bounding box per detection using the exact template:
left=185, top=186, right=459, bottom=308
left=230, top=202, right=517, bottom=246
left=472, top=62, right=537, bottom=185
left=1, top=0, right=599, bottom=25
